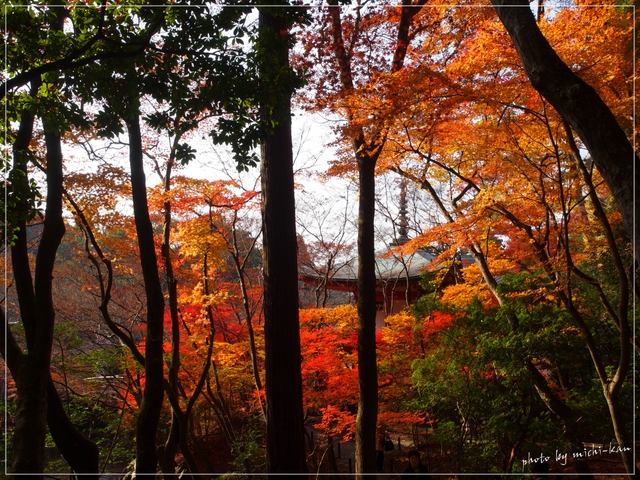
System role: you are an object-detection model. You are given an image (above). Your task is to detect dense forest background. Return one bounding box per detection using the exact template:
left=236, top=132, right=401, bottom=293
left=1, top=0, right=637, bottom=478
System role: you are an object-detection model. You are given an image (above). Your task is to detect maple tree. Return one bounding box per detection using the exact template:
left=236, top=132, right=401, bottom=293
left=492, top=0, right=639, bottom=263
left=62, top=120, right=272, bottom=474
left=296, top=1, right=634, bottom=475
left=148, top=123, right=210, bottom=473
left=295, top=2, right=432, bottom=473
left=62, top=150, right=268, bottom=474
left=151, top=173, right=266, bottom=452
left=362, top=3, right=635, bottom=474
left=139, top=28, right=263, bottom=466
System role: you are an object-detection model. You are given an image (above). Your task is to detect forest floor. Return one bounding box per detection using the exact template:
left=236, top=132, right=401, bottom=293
left=305, top=420, right=638, bottom=479
left=42, top=424, right=636, bottom=478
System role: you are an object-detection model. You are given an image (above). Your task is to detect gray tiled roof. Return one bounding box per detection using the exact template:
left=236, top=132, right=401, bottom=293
left=303, top=249, right=437, bottom=284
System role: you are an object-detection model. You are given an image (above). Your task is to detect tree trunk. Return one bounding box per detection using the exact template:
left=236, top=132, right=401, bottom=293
left=525, top=361, right=594, bottom=477
left=9, top=108, right=66, bottom=475
left=7, top=88, right=43, bottom=475
left=159, top=415, right=179, bottom=476
left=127, top=114, right=166, bottom=474
left=228, top=217, right=264, bottom=401
left=159, top=142, right=182, bottom=478
left=603, top=390, right=634, bottom=474
left=259, top=6, right=307, bottom=475
left=46, top=377, right=100, bottom=478
left=324, top=3, right=425, bottom=472
left=11, top=360, right=49, bottom=475
left=492, top=0, right=639, bottom=259
left=6, top=81, right=98, bottom=477
left=355, top=157, right=378, bottom=476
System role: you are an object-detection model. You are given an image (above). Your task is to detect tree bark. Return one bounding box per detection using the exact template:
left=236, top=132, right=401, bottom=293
left=492, top=0, right=639, bottom=258
left=127, top=114, right=166, bottom=474
left=324, top=2, right=426, bottom=472
left=46, top=377, right=100, bottom=478
left=10, top=361, right=48, bottom=475
left=8, top=88, right=47, bottom=476
left=259, top=7, right=307, bottom=475
left=158, top=136, right=183, bottom=478
left=9, top=107, right=66, bottom=475
left=5, top=81, right=99, bottom=477
left=355, top=157, right=378, bottom=475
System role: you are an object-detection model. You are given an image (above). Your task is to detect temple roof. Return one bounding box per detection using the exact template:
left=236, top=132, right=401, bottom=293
left=299, top=182, right=476, bottom=289
left=343, top=249, right=433, bottom=282
left=300, top=249, right=437, bottom=287
left=299, top=246, right=478, bottom=289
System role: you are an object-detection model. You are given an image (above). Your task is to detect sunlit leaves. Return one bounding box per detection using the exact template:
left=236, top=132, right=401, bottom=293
left=313, top=405, right=356, bottom=441
left=300, top=305, right=359, bottom=412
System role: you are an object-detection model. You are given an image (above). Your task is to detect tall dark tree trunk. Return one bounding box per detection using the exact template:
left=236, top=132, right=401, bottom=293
left=325, top=4, right=424, bottom=473
left=354, top=157, right=378, bottom=475
left=5, top=80, right=99, bottom=477
left=45, top=378, right=100, bottom=478
left=127, top=114, right=165, bottom=474
left=259, top=6, right=307, bottom=475
left=8, top=89, right=44, bottom=474
left=492, top=0, right=639, bottom=259
left=8, top=103, right=65, bottom=475
left=159, top=140, right=183, bottom=478
left=158, top=138, right=204, bottom=478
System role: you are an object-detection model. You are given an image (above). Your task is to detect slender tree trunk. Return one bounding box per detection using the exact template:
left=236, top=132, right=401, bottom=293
left=159, top=142, right=183, bottom=477
left=525, top=361, right=594, bottom=477
left=492, top=0, right=639, bottom=259
left=10, top=88, right=37, bottom=349
left=355, top=157, right=378, bottom=475
left=9, top=112, right=66, bottom=476
left=498, top=196, right=633, bottom=474
left=603, top=388, right=633, bottom=473
left=6, top=81, right=99, bottom=477
left=46, top=377, right=100, bottom=478
left=159, top=414, right=180, bottom=476
left=259, top=6, right=307, bottom=475
left=228, top=215, right=264, bottom=415
left=7, top=87, right=43, bottom=475
left=127, top=114, right=165, bottom=474
left=324, top=4, right=424, bottom=472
